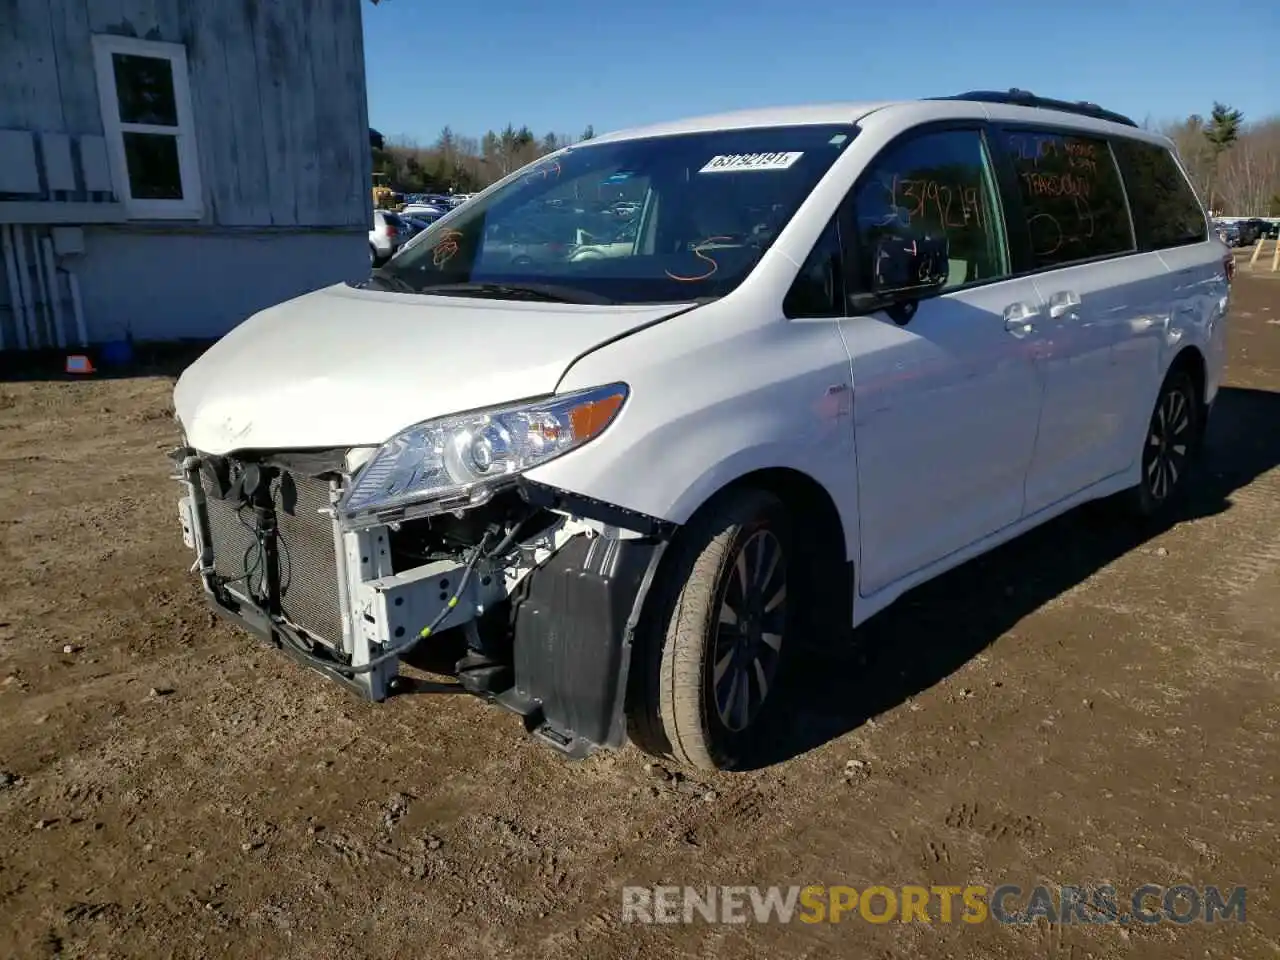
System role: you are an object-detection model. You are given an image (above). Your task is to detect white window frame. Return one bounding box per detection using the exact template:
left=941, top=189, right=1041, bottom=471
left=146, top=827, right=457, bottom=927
left=91, top=34, right=203, bottom=220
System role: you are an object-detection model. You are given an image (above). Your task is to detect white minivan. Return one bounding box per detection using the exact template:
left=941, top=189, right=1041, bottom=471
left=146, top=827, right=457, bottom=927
left=172, top=90, right=1232, bottom=771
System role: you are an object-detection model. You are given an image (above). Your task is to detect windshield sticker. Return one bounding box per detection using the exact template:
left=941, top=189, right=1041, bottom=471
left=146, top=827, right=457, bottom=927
left=698, top=152, right=803, bottom=174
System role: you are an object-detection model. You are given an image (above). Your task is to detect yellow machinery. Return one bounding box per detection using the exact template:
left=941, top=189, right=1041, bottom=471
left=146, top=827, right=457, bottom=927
left=372, top=172, right=395, bottom=210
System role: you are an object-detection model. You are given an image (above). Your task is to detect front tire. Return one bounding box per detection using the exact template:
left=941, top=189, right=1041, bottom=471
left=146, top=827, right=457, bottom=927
left=1127, top=368, right=1202, bottom=517
left=628, top=489, right=792, bottom=771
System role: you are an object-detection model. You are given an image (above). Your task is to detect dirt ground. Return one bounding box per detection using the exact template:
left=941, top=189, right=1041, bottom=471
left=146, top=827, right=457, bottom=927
left=1, top=270, right=1278, bottom=960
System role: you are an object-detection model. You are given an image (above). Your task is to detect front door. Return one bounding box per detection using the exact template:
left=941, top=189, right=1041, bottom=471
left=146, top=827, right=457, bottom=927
left=838, top=126, right=1046, bottom=596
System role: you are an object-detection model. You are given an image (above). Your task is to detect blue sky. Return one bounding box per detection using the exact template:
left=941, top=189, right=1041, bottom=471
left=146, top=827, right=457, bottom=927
left=363, top=0, right=1277, bottom=145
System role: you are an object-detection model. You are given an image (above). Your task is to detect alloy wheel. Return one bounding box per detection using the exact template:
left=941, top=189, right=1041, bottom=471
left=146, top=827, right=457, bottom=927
left=1144, top=383, right=1193, bottom=502
left=712, top=529, right=786, bottom=732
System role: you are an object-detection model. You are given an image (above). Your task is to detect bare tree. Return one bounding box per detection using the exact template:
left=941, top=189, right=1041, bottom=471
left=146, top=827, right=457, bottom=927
left=1217, top=119, right=1280, bottom=215
left=1162, top=108, right=1280, bottom=216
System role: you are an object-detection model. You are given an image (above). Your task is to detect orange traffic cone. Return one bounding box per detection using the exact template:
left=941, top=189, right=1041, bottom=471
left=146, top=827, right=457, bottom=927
left=65, top=355, right=96, bottom=374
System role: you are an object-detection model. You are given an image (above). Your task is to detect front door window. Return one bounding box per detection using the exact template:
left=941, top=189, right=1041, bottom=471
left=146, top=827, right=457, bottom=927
left=850, top=129, right=1010, bottom=291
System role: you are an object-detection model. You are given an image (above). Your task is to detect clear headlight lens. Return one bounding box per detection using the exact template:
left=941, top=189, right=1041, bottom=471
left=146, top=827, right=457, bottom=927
left=338, top=383, right=628, bottom=528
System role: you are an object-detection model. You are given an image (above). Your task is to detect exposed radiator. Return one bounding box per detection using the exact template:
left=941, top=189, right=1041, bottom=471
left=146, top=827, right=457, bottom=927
left=201, top=469, right=343, bottom=646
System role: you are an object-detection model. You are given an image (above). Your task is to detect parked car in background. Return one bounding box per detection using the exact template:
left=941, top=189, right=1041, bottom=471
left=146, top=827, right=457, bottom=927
left=1212, top=220, right=1241, bottom=246
left=1239, top=218, right=1280, bottom=244
left=369, top=209, right=410, bottom=265
left=403, top=214, right=442, bottom=234
left=477, top=217, right=576, bottom=266
left=1235, top=219, right=1264, bottom=247
left=402, top=202, right=449, bottom=219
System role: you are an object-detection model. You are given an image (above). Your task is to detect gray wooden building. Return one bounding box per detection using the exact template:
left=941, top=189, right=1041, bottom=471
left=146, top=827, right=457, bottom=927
left=0, top=0, right=372, bottom=351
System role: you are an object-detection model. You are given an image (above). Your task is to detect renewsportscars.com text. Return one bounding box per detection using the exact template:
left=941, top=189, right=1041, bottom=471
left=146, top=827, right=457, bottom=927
left=621, top=883, right=1247, bottom=925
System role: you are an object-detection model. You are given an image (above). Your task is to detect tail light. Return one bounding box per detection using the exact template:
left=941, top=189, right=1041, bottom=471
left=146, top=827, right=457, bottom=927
left=1223, top=252, right=1235, bottom=284
left=384, top=222, right=398, bottom=239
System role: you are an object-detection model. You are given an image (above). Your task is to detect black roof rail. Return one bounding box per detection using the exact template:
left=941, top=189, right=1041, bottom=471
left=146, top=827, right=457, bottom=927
left=929, top=88, right=1139, bottom=128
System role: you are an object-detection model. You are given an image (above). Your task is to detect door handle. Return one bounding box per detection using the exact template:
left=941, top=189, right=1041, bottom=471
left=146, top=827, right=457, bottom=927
left=1048, top=290, right=1082, bottom=319
left=1003, top=301, right=1039, bottom=335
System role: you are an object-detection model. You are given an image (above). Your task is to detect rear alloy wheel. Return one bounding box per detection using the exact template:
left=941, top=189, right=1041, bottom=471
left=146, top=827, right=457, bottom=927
left=1131, top=369, right=1201, bottom=516
left=628, top=489, right=792, bottom=771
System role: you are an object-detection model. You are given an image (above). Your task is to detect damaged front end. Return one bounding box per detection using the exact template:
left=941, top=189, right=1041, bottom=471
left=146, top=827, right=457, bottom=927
left=171, top=444, right=673, bottom=758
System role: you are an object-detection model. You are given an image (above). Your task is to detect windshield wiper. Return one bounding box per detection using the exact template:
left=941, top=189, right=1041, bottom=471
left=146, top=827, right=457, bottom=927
left=422, top=282, right=615, bottom=305
left=362, top=270, right=417, bottom=294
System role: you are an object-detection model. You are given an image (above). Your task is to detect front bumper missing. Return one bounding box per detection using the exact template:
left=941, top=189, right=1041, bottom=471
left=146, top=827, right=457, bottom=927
left=175, top=453, right=670, bottom=757
left=203, top=583, right=380, bottom=701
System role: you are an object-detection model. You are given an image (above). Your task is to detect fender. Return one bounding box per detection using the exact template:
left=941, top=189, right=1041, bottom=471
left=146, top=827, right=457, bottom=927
left=662, top=443, right=857, bottom=561
left=526, top=301, right=861, bottom=570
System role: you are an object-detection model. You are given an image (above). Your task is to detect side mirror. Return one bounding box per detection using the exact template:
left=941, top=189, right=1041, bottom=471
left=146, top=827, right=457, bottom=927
left=849, top=231, right=949, bottom=324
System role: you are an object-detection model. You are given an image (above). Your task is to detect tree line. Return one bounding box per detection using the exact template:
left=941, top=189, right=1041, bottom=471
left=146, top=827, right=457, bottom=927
left=372, top=124, right=595, bottom=195
left=1156, top=103, right=1280, bottom=216
left=371, top=103, right=1280, bottom=215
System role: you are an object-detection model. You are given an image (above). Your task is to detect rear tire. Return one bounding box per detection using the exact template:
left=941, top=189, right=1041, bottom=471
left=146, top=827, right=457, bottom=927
left=627, top=489, right=792, bottom=771
left=1124, top=367, right=1202, bottom=518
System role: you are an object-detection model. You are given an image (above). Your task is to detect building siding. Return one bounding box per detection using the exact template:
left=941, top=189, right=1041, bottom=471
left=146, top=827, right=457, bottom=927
left=73, top=227, right=369, bottom=341
left=0, top=0, right=372, bottom=230
left=0, top=0, right=372, bottom=349
left=0, top=221, right=371, bottom=348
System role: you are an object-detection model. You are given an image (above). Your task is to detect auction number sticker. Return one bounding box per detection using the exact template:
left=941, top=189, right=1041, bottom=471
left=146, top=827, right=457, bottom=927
left=699, top=152, right=804, bottom=174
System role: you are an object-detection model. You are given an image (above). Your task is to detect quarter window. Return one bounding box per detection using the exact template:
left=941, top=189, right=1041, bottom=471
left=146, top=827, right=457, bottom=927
left=1002, top=129, right=1133, bottom=268
left=784, top=218, right=844, bottom=317
left=1111, top=140, right=1207, bottom=250
left=850, top=129, right=1009, bottom=291
left=91, top=35, right=203, bottom=220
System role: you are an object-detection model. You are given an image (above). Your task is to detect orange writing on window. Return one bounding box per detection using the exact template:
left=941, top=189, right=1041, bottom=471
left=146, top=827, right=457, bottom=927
left=432, top=229, right=464, bottom=269
left=665, top=236, right=734, bottom=282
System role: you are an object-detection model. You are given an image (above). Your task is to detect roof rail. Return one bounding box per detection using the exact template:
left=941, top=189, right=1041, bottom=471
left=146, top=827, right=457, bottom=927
left=929, top=89, right=1139, bottom=128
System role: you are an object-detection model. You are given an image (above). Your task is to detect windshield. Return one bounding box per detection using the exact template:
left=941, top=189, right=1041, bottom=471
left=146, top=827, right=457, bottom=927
left=376, top=124, right=856, bottom=304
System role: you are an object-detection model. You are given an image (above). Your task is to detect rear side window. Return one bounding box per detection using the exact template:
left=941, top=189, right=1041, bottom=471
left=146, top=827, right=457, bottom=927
left=1001, top=129, right=1134, bottom=269
left=1111, top=140, right=1207, bottom=250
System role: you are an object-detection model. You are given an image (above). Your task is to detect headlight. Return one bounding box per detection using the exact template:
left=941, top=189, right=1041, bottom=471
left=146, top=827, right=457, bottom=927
left=338, top=383, right=628, bottom=529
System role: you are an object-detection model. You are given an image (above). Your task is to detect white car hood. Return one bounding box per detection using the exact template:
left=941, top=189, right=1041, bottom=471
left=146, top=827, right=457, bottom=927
left=174, top=282, right=687, bottom=455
